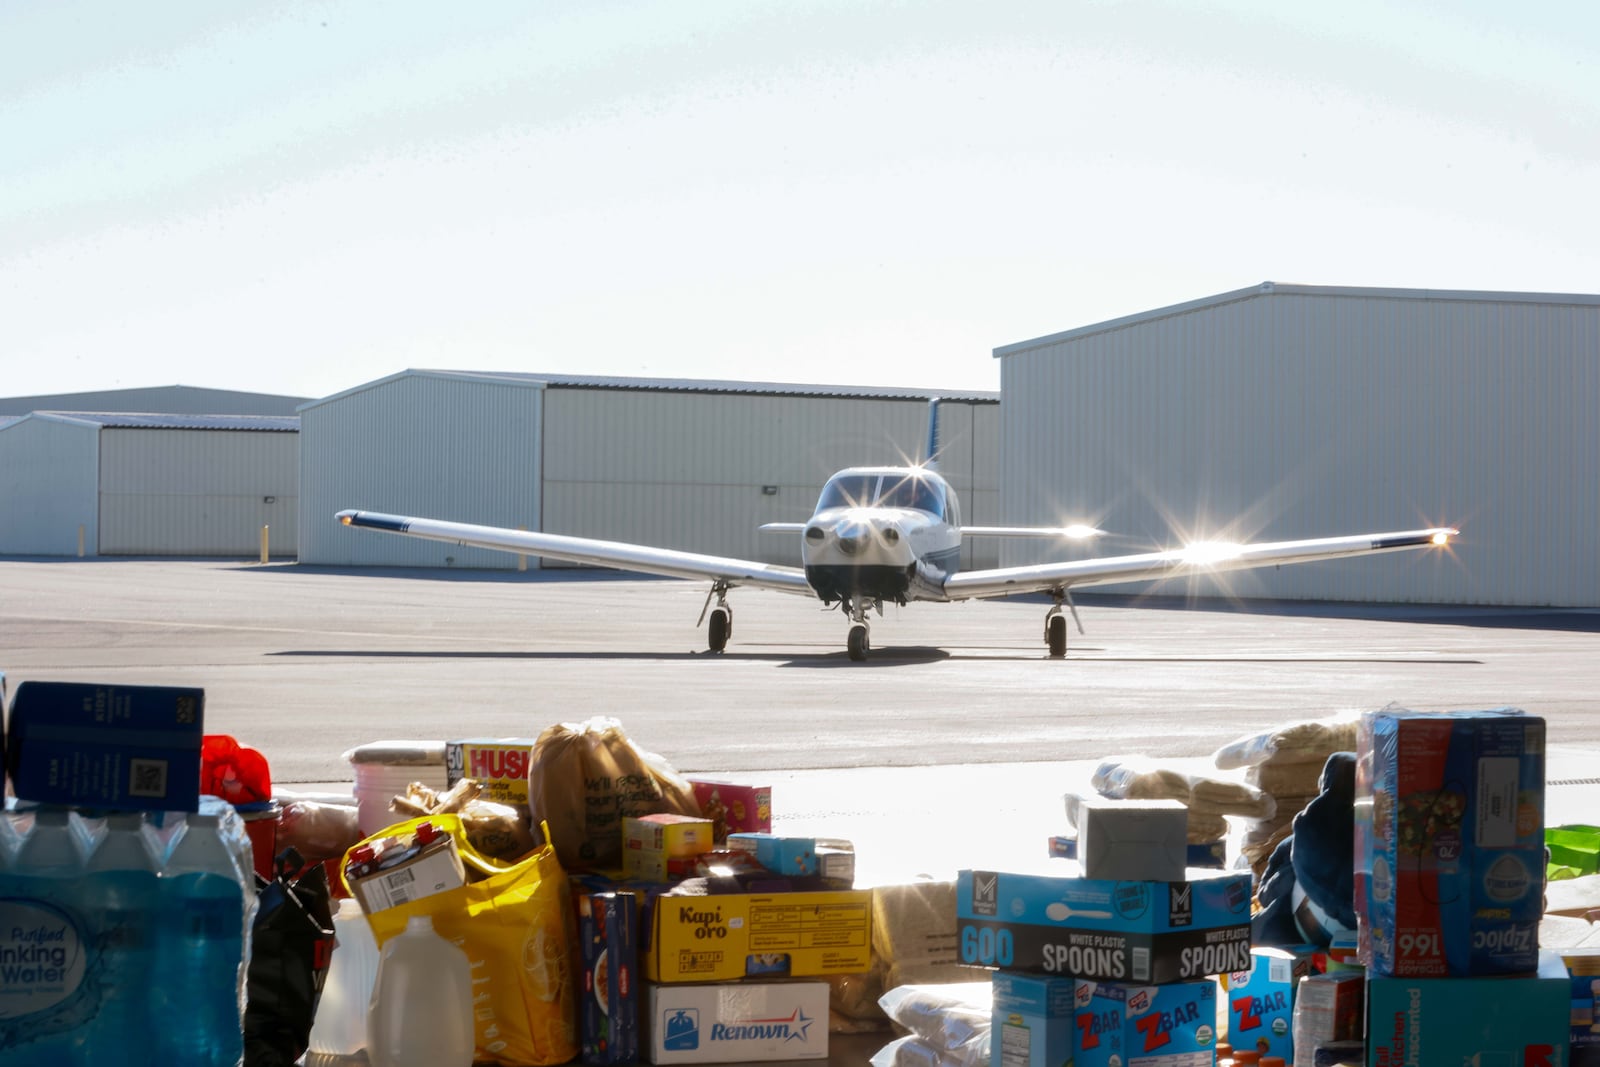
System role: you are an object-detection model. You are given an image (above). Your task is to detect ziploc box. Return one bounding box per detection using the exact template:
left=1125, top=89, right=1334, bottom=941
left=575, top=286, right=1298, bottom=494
left=1365, top=949, right=1570, bottom=1066
left=991, top=972, right=1074, bottom=1067
left=577, top=890, right=639, bottom=1065
left=1073, top=979, right=1218, bottom=1066
left=1222, top=944, right=1318, bottom=1060
left=1077, top=797, right=1188, bottom=882
left=643, top=980, right=828, bottom=1063
left=956, top=866, right=1252, bottom=984
left=444, top=737, right=537, bottom=805
left=689, top=778, right=772, bottom=843
left=644, top=888, right=871, bottom=982
left=8, top=680, right=204, bottom=811
left=1354, top=706, right=1546, bottom=977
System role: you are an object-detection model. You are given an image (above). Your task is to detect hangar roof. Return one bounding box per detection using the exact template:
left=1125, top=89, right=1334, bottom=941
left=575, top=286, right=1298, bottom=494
left=17, top=412, right=299, bottom=431
left=301, top=369, right=998, bottom=411
left=994, top=281, right=1600, bottom=358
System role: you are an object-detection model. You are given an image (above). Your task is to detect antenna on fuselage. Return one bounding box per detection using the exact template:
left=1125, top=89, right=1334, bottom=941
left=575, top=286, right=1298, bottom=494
left=921, top=398, right=942, bottom=469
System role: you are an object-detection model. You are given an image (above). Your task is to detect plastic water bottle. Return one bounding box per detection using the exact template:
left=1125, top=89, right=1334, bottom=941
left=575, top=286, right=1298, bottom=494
left=307, top=897, right=381, bottom=1056
left=156, top=811, right=249, bottom=1066
left=82, top=811, right=163, bottom=1067
left=367, top=914, right=475, bottom=1067
left=1, top=807, right=95, bottom=1066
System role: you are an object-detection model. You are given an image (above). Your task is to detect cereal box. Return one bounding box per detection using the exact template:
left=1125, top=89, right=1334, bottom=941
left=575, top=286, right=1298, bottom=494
left=689, top=779, right=772, bottom=843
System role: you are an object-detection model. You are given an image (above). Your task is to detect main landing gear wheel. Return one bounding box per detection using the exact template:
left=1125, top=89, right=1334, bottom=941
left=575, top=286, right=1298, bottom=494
left=708, top=607, right=731, bottom=653
left=1046, top=613, right=1067, bottom=658
left=847, top=624, right=870, bottom=662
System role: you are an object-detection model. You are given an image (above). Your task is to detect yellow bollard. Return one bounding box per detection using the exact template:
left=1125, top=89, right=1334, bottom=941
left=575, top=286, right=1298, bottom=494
left=260, top=525, right=270, bottom=564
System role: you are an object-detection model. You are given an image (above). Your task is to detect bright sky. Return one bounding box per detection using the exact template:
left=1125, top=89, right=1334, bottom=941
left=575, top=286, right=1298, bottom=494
left=3, top=1, right=1595, bottom=401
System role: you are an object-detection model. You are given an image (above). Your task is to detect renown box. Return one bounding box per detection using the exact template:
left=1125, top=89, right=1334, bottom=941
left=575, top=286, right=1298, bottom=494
left=689, top=778, right=772, bottom=844
left=7, top=680, right=204, bottom=811
left=1073, top=979, right=1218, bottom=1066
left=577, top=890, right=639, bottom=1065
left=643, top=981, right=828, bottom=1063
left=644, top=889, right=871, bottom=982
left=444, top=737, right=537, bottom=805
left=1355, top=707, right=1546, bottom=977
left=991, top=972, right=1074, bottom=1067
left=1365, top=949, right=1570, bottom=1066
left=956, top=866, right=1252, bottom=984
left=1222, top=944, right=1319, bottom=1060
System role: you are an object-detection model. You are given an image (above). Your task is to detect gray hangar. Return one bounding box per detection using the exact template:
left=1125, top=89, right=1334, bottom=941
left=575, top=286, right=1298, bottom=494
left=995, top=282, right=1599, bottom=608
left=298, top=371, right=1001, bottom=570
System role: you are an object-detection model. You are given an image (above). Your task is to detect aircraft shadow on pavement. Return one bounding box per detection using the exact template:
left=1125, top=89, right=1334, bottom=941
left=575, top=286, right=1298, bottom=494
left=270, top=646, right=956, bottom=666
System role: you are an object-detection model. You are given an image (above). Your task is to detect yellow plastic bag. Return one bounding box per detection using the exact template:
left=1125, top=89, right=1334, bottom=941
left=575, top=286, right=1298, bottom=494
left=345, top=815, right=579, bottom=1066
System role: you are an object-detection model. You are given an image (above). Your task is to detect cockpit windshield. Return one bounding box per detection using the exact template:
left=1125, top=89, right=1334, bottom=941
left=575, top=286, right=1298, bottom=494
left=816, top=472, right=946, bottom=516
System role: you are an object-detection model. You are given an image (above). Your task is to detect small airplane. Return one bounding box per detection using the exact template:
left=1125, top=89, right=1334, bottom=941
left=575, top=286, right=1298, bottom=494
left=337, top=401, right=1456, bottom=661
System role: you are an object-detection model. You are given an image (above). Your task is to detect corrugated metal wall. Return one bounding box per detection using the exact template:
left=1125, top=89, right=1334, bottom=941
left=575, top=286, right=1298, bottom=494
left=0, top=415, right=100, bottom=555
left=999, top=289, right=1600, bottom=606
left=540, top=390, right=1001, bottom=569
left=98, top=429, right=299, bottom=556
left=298, top=373, right=545, bottom=566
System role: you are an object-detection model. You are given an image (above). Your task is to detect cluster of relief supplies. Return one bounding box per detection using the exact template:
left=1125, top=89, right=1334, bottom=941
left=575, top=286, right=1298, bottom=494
left=6, top=670, right=1600, bottom=1067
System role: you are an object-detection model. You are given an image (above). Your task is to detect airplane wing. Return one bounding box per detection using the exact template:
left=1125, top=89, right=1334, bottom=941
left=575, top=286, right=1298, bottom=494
left=337, top=510, right=814, bottom=595
left=960, top=525, right=1102, bottom=539
left=943, top=527, right=1456, bottom=600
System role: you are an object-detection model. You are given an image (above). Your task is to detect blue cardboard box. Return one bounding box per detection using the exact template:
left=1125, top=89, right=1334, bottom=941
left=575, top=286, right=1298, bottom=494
left=577, top=890, right=639, bottom=1064
left=1223, top=944, right=1318, bottom=1060
left=957, top=865, right=1252, bottom=984
left=1564, top=947, right=1600, bottom=1067
left=1365, top=949, right=1570, bottom=1066
left=1074, top=979, right=1218, bottom=1066
left=1355, top=707, right=1545, bottom=977
left=990, top=972, right=1074, bottom=1067
left=727, top=832, right=816, bottom=876
left=7, top=681, right=204, bottom=811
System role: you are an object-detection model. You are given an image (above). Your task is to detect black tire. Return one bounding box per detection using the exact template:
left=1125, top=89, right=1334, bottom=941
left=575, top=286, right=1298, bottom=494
left=708, top=608, right=730, bottom=653
left=1047, top=614, right=1067, bottom=658
left=847, top=625, right=869, bottom=662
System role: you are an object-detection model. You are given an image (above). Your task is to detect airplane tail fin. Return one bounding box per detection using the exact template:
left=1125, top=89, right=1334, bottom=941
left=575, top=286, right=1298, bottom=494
left=922, top=398, right=942, bottom=468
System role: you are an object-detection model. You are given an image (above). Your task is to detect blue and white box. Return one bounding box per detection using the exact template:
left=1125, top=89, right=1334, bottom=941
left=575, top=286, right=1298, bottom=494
left=957, top=866, right=1253, bottom=984
left=991, top=972, right=1074, bottom=1067
left=1074, top=979, right=1218, bottom=1066
left=1223, top=944, right=1319, bottom=1060
left=643, top=981, right=828, bottom=1064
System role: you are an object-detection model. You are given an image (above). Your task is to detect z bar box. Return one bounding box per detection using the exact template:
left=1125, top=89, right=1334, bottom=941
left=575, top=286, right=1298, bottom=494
left=643, top=981, right=828, bottom=1064
left=1355, top=707, right=1546, bottom=977
left=7, top=680, right=205, bottom=811
left=1222, top=944, right=1319, bottom=1060
left=1073, top=979, right=1218, bottom=1067
left=956, top=866, right=1253, bottom=984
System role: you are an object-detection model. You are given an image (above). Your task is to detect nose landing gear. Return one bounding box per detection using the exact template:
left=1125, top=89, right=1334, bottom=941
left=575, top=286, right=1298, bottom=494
left=843, top=598, right=879, bottom=661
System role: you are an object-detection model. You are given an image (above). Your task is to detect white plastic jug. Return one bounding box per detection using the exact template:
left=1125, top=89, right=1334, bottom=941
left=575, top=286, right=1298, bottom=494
left=366, top=914, right=474, bottom=1067
left=307, top=898, right=380, bottom=1056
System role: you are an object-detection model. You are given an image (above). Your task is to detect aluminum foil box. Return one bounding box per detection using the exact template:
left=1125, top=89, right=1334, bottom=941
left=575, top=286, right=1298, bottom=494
left=956, top=866, right=1252, bottom=984
left=1355, top=707, right=1546, bottom=977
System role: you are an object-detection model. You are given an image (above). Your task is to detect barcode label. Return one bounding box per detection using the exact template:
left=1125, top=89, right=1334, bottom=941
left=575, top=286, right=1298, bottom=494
left=128, top=758, right=169, bottom=798
left=1131, top=946, right=1150, bottom=982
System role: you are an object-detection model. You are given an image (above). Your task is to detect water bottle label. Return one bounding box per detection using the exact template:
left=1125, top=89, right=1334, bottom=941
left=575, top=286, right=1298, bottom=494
left=0, top=900, right=88, bottom=1019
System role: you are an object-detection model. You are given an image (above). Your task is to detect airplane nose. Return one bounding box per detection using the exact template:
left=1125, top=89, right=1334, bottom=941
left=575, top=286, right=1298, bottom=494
left=835, top=522, right=869, bottom=555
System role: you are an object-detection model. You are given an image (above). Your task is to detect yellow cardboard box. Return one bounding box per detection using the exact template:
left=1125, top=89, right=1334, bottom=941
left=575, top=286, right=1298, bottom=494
left=645, top=889, right=873, bottom=983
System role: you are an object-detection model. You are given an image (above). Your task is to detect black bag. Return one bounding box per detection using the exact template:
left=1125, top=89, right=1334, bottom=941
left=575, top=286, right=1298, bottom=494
left=244, top=848, right=337, bottom=1067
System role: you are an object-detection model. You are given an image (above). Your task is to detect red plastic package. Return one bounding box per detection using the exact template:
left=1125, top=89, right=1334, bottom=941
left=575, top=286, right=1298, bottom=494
left=202, top=733, right=274, bottom=805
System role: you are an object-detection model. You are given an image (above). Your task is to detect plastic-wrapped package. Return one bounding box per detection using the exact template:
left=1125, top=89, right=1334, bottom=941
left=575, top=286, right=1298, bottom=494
left=876, top=981, right=991, bottom=1067
left=1212, top=713, right=1362, bottom=769
left=1091, top=757, right=1275, bottom=819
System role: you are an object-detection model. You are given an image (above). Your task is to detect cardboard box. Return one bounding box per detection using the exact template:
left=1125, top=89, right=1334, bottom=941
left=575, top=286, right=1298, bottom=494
left=1365, top=949, right=1570, bottom=1066
left=1077, top=797, right=1189, bottom=882
left=624, top=814, right=715, bottom=882
left=1222, top=944, right=1318, bottom=1059
left=643, top=981, right=828, bottom=1063
left=1048, top=835, right=1228, bottom=870
left=644, top=889, right=872, bottom=983
left=689, top=778, right=772, bottom=843
left=1290, top=970, right=1364, bottom=1055
left=444, top=737, right=536, bottom=806
left=1073, top=979, right=1218, bottom=1066
left=1563, top=947, right=1600, bottom=1067
left=350, top=837, right=467, bottom=913
left=7, top=681, right=204, bottom=811
left=727, top=832, right=816, bottom=876
left=956, top=867, right=1253, bottom=984
left=991, top=972, right=1074, bottom=1067
left=1354, top=707, right=1546, bottom=977
left=577, top=891, right=640, bottom=1065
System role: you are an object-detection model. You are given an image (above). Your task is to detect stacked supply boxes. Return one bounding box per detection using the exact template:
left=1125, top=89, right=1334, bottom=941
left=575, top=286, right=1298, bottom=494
left=963, top=799, right=1250, bottom=1065
left=1356, top=707, right=1571, bottom=1064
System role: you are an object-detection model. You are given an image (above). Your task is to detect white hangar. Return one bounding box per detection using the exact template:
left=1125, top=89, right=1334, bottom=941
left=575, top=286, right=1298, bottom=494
left=995, top=282, right=1600, bottom=608
left=0, top=412, right=300, bottom=558
left=298, top=371, right=1001, bottom=570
